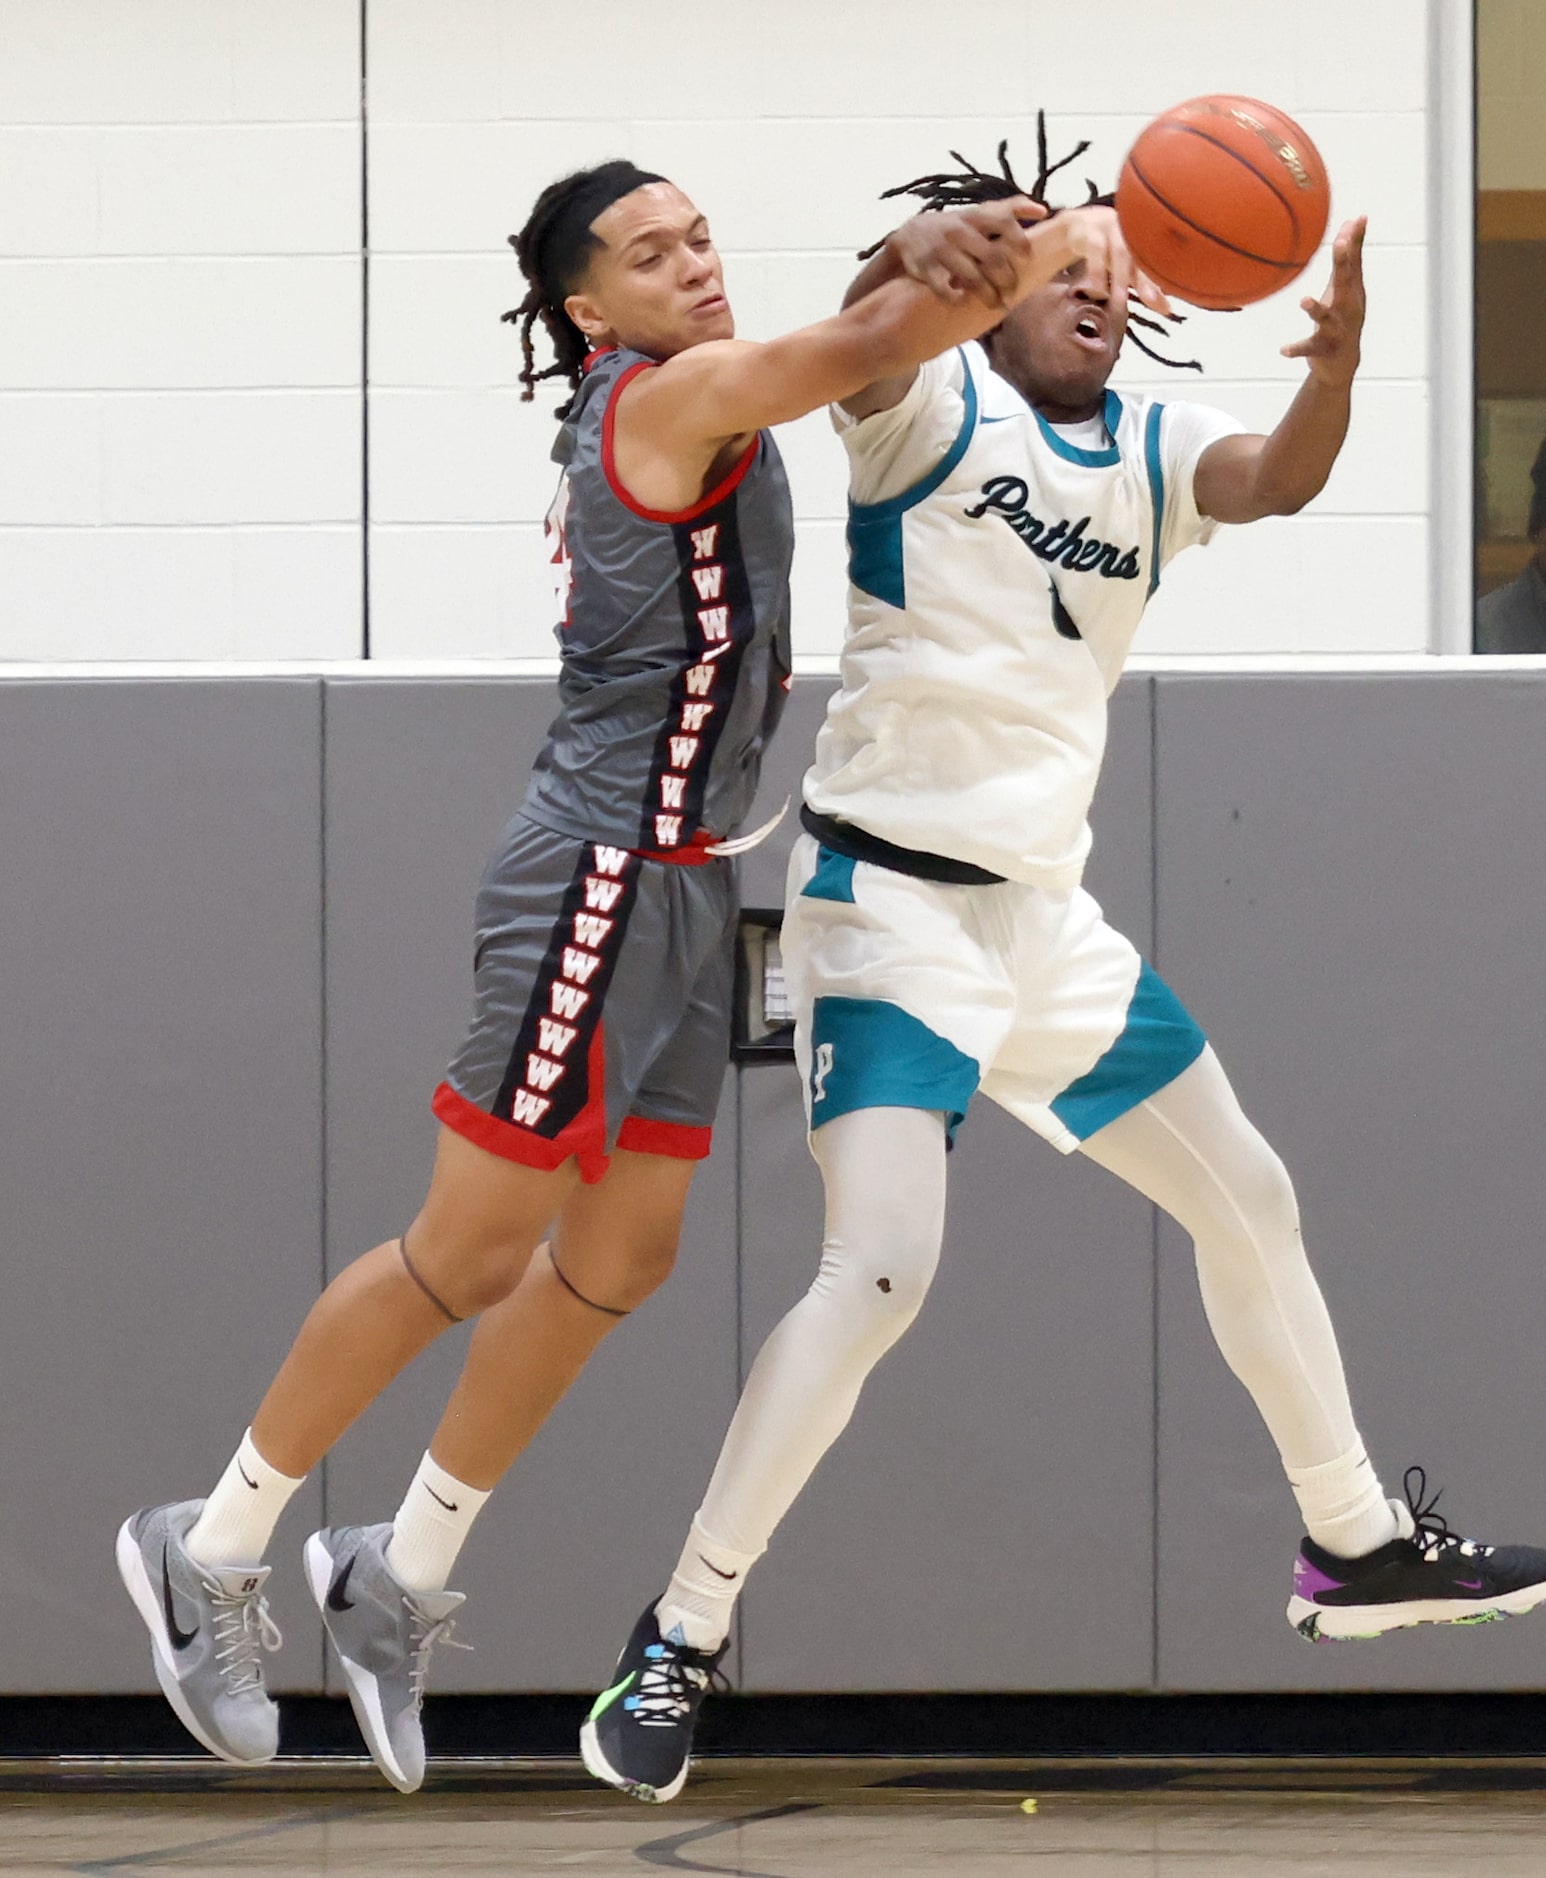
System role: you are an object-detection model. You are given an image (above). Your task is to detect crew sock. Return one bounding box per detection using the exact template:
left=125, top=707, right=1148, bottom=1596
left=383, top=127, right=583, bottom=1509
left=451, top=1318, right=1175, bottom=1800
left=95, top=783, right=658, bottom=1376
left=185, top=1429, right=304, bottom=1567
left=1288, top=1444, right=1401, bottom=1559
left=383, top=1451, right=490, bottom=1593
left=655, top=1518, right=762, bottom=1652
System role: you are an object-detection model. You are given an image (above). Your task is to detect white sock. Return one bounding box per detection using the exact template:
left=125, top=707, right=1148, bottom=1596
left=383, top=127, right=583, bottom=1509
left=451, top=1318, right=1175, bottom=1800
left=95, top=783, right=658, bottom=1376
left=655, top=1519, right=763, bottom=1653
left=185, top=1429, right=304, bottom=1567
left=1287, top=1444, right=1400, bottom=1559
left=384, top=1452, right=490, bottom=1593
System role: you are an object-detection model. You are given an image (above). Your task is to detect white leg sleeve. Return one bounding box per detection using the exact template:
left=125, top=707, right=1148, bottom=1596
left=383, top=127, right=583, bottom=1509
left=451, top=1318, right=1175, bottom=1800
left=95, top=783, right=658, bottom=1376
left=693, top=1105, right=948, bottom=1558
left=1079, top=1047, right=1394, bottom=1555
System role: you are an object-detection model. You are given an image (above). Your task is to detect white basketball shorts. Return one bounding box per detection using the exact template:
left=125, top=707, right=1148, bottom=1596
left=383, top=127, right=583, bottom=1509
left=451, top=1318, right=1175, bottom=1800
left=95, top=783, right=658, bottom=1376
left=782, top=832, right=1206, bottom=1153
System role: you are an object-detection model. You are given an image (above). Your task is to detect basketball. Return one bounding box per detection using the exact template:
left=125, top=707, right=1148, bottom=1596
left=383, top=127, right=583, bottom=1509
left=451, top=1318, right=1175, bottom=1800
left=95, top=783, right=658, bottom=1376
left=1116, top=96, right=1330, bottom=310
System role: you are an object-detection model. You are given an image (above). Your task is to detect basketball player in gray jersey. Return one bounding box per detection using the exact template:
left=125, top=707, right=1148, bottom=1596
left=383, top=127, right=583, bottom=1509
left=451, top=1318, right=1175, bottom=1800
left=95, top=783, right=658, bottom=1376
left=115, top=158, right=1144, bottom=1790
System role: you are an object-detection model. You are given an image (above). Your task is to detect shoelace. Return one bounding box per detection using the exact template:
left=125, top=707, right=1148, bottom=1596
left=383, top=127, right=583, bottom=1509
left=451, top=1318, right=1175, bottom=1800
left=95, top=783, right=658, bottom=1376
left=1403, top=1465, right=1494, bottom=1566
left=406, top=1607, right=472, bottom=1710
left=206, top=1585, right=283, bottom=1696
left=632, top=1641, right=731, bottom=1728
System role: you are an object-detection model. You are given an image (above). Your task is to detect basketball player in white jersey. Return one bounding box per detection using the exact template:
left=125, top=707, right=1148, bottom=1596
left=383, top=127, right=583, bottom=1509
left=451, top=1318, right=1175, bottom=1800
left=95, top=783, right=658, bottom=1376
left=584, top=140, right=1546, bottom=1804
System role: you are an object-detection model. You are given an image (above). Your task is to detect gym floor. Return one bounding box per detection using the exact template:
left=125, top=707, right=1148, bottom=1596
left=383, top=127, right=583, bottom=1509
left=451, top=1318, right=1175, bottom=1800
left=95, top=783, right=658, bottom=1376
left=6, top=1759, right=1546, bottom=1876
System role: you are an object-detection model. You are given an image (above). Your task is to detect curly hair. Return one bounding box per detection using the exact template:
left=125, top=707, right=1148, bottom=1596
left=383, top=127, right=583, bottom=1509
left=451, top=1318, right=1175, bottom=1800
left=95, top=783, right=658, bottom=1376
left=502, top=160, right=666, bottom=415
left=864, top=114, right=1201, bottom=373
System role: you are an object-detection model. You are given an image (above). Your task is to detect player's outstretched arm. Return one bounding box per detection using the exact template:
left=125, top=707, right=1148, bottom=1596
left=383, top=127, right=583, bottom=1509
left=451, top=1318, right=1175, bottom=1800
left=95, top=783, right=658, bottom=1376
left=1194, top=217, right=1367, bottom=525
left=617, top=207, right=1129, bottom=462
left=835, top=203, right=1173, bottom=419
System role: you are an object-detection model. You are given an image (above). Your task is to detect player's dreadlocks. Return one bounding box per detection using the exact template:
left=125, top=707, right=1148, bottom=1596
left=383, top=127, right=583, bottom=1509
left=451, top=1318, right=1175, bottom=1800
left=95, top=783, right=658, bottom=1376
left=503, top=160, right=667, bottom=416
left=863, top=114, right=1201, bottom=373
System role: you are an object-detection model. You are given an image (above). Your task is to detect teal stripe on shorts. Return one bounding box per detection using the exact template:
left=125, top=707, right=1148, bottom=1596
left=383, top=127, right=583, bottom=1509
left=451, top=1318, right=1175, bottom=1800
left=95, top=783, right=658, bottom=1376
left=1049, top=961, right=1206, bottom=1143
left=809, top=995, right=980, bottom=1138
left=801, top=846, right=857, bottom=904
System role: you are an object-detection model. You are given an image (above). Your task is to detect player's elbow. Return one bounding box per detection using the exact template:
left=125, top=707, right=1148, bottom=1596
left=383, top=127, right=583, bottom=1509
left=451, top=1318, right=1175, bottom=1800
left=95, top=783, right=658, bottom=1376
left=1237, top=474, right=1322, bottom=522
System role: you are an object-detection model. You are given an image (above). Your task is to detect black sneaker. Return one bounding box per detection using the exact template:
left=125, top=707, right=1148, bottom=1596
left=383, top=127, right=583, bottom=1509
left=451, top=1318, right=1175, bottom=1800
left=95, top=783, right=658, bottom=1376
left=579, top=1602, right=728, bottom=1804
left=1289, top=1467, right=1546, bottom=1642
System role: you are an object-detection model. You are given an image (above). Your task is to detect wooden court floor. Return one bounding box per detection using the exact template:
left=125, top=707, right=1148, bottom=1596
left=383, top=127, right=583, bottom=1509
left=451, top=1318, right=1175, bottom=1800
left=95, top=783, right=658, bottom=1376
left=4, top=1757, right=1546, bottom=1876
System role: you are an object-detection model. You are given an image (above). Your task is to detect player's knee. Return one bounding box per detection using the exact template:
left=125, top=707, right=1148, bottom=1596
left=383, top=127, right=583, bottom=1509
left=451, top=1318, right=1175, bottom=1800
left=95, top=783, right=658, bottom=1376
left=1235, top=1133, right=1301, bottom=1242
left=817, top=1220, right=939, bottom=1337
left=406, top=1228, right=534, bottom=1318
left=603, top=1232, right=680, bottom=1312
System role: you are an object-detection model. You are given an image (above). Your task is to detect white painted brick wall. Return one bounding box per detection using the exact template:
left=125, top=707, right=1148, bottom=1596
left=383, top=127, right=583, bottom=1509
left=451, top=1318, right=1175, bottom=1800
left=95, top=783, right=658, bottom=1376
left=0, top=0, right=362, bottom=660
left=367, top=0, right=1438, bottom=660
left=0, top=0, right=1447, bottom=661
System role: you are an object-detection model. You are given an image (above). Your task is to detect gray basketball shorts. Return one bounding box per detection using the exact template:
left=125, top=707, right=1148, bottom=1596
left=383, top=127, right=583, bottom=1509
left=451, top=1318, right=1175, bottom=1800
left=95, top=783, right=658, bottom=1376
left=433, top=814, right=736, bottom=1183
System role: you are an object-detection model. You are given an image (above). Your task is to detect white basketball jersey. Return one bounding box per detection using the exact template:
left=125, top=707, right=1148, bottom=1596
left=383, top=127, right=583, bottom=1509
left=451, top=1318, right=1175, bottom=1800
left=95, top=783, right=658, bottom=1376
left=805, top=341, right=1243, bottom=889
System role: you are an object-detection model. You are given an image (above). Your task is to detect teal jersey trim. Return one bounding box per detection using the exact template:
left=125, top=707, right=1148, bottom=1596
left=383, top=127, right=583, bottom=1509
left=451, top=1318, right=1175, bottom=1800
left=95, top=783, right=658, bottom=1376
left=847, top=347, right=980, bottom=611
left=809, top=995, right=980, bottom=1137
left=1033, top=388, right=1125, bottom=468
left=802, top=845, right=857, bottom=904
left=1144, top=402, right=1166, bottom=598
left=1049, top=961, right=1205, bottom=1142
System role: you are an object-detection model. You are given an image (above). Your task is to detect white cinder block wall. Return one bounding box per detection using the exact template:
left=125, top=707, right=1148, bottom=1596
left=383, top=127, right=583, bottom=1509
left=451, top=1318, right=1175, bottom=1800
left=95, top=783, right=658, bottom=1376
left=0, top=1, right=362, bottom=660
left=1, top=1, right=1436, bottom=660
left=371, top=0, right=1433, bottom=660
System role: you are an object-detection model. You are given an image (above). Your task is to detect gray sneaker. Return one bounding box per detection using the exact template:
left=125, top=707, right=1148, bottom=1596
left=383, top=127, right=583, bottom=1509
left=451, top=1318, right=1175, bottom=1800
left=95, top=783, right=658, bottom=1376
left=115, top=1499, right=282, bottom=1764
left=304, top=1523, right=468, bottom=1794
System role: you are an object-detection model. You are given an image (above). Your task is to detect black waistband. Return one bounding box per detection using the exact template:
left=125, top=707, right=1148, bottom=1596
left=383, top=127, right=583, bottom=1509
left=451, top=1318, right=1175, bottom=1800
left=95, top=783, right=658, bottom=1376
left=799, top=804, right=1006, bottom=886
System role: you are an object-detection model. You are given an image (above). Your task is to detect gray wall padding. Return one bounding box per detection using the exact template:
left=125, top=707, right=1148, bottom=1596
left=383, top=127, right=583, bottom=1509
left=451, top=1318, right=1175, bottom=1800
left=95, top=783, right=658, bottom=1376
left=6, top=670, right=1546, bottom=1693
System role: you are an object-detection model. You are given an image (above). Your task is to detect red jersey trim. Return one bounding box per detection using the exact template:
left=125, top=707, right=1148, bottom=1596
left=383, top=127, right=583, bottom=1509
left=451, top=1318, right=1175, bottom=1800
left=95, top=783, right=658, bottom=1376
left=583, top=345, right=618, bottom=375
left=433, top=1043, right=612, bottom=1187
left=633, top=826, right=722, bottom=867
left=602, top=359, right=761, bottom=525
left=616, top=1116, right=714, bottom=1161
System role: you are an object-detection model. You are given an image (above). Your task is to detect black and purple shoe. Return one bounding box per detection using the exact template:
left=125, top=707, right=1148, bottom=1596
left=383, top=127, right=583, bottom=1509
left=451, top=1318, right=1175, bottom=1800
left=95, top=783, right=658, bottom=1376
left=1289, top=1467, right=1546, bottom=1642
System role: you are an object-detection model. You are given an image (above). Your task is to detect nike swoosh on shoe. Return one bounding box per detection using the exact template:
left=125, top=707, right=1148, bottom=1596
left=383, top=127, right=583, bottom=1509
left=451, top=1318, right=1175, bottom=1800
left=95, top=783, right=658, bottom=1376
left=162, top=1545, right=199, bottom=1652
left=327, top=1554, right=358, bottom=1613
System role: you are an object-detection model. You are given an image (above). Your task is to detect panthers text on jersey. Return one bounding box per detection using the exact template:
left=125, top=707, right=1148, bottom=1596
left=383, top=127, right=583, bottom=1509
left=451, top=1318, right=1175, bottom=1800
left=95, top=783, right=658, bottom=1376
left=805, top=340, right=1243, bottom=889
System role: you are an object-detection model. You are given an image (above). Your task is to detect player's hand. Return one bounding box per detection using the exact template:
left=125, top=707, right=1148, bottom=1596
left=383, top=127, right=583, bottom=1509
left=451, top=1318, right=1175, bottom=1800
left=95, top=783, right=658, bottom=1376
left=1036, top=205, right=1176, bottom=321
left=1281, top=216, right=1366, bottom=386
left=888, top=199, right=1047, bottom=310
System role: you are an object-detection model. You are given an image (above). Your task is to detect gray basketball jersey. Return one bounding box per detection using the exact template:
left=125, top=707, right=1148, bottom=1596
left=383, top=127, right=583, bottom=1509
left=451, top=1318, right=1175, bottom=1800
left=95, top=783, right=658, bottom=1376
left=521, top=345, right=795, bottom=855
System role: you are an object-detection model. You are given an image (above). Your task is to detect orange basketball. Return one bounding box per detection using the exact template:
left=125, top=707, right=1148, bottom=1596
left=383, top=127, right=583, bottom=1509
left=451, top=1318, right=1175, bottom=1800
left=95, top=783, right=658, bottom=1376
left=1116, top=96, right=1330, bottom=311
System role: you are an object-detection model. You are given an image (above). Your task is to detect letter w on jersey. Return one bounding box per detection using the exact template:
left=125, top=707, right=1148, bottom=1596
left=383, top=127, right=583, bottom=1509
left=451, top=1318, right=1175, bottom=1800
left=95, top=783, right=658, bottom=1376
left=495, top=846, right=643, bottom=1144
left=584, top=876, right=625, bottom=913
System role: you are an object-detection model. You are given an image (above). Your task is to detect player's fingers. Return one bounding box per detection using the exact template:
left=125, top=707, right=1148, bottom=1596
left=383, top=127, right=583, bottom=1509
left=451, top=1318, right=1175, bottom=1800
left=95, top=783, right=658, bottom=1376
left=938, top=238, right=1010, bottom=308
left=1106, top=245, right=1132, bottom=312
left=1102, top=222, right=1135, bottom=309
left=951, top=223, right=1019, bottom=295
left=1332, top=221, right=1368, bottom=293
left=1003, top=194, right=1048, bottom=226
left=970, top=200, right=1034, bottom=241
left=977, top=247, right=1021, bottom=305
left=913, top=259, right=966, bottom=303
left=1301, top=295, right=1331, bottom=321
left=934, top=266, right=970, bottom=304
left=1131, top=267, right=1175, bottom=320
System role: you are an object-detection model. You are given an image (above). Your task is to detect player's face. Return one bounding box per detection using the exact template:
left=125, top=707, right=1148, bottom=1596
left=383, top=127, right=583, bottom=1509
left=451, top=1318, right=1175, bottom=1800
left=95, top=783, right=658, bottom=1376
left=991, top=256, right=1129, bottom=417
left=569, top=183, right=734, bottom=359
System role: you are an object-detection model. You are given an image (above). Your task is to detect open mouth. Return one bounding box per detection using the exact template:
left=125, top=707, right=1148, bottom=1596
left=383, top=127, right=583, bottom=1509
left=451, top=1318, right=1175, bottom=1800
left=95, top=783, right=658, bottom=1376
left=1072, top=310, right=1106, bottom=349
